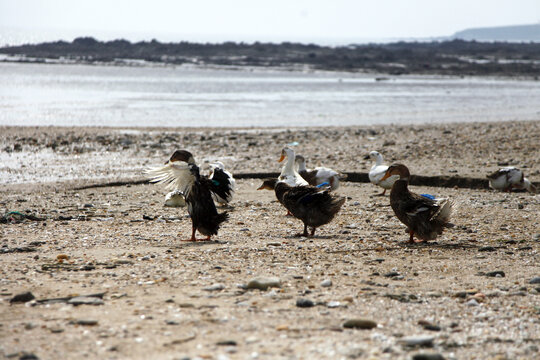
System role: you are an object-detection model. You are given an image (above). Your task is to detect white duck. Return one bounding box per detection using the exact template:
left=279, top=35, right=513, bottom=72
left=164, top=190, right=186, bottom=207
left=487, top=167, right=536, bottom=193
left=295, top=155, right=343, bottom=190
left=368, top=151, right=396, bottom=195
left=278, top=147, right=309, bottom=187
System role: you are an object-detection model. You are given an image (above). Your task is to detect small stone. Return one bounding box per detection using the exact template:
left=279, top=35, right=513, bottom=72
left=10, top=291, right=35, bottom=304
left=49, top=327, right=65, bottom=333
left=486, top=271, right=505, bottom=277
left=69, top=319, right=98, bottom=326
left=529, top=277, right=540, bottom=284
left=165, top=320, right=179, bottom=325
left=466, top=299, right=479, bottom=307
left=400, top=335, right=434, bottom=347
left=326, top=301, right=343, bottom=308
left=412, top=353, right=445, bottom=360
left=246, top=277, right=281, bottom=291
left=418, top=320, right=441, bottom=331
left=79, top=264, right=96, bottom=271
left=18, top=353, right=40, bottom=360
left=342, top=318, right=377, bottom=329
left=478, top=246, right=496, bottom=252
left=296, top=298, right=315, bottom=308
left=384, top=271, right=400, bottom=278
left=204, top=283, right=225, bottom=291
left=216, top=340, right=237, bottom=346
left=68, top=296, right=104, bottom=306
left=320, top=279, right=332, bottom=287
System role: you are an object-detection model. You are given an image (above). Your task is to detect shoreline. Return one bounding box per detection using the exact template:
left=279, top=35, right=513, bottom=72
left=2, top=57, right=540, bottom=82
left=1, top=120, right=539, bottom=187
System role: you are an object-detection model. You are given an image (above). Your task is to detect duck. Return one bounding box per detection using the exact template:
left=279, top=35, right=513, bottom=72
left=208, top=161, right=236, bottom=205
left=295, top=155, right=344, bottom=190
left=368, top=151, right=396, bottom=195
left=379, top=163, right=453, bottom=243
left=278, top=147, right=309, bottom=187
left=274, top=181, right=346, bottom=237
left=164, top=190, right=186, bottom=207
left=487, top=167, right=536, bottom=193
left=145, top=150, right=228, bottom=241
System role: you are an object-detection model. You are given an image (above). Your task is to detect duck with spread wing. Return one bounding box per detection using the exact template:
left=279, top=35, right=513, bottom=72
left=145, top=150, right=229, bottom=241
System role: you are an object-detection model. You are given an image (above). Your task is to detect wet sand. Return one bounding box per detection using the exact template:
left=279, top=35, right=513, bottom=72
left=1, top=120, right=539, bottom=359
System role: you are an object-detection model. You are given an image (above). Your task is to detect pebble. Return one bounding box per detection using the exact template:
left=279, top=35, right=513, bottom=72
left=326, top=301, right=343, bottom=308
left=412, top=353, right=445, bottom=360
left=486, top=271, right=505, bottom=277
left=529, top=277, right=540, bottom=284
left=296, top=298, right=315, bottom=308
left=69, top=319, right=98, bottom=326
left=320, top=279, right=332, bottom=287
left=400, top=335, right=434, bottom=347
left=466, top=299, right=479, bottom=306
left=418, top=320, right=441, bottom=331
left=246, top=277, right=281, bottom=290
left=67, top=296, right=105, bottom=306
left=216, top=340, right=237, bottom=346
left=204, top=283, right=226, bottom=291
left=79, top=264, right=96, bottom=271
left=18, top=353, right=40, bottom=360
left=342, top=318, right=377, bottom=329
left=9, top=291, right=35, bottom=304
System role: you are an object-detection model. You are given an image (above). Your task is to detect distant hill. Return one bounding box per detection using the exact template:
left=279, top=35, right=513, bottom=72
left=453, top=23, right=540, bottom=42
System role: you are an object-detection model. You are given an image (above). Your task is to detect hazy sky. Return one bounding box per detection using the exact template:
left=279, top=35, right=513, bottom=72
left=1, top=0, right=539, bottom=44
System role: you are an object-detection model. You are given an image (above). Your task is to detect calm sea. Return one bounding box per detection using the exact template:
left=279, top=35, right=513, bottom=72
left=1, top=61, right=539, bottom=127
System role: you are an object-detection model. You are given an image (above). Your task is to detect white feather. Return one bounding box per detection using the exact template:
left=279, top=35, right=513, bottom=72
left=145, top=162, right=194, bottom=193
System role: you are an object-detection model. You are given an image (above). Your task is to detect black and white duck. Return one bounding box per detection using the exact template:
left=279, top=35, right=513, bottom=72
left=294, top=154, right=344, bottom=190
left=146, top=150, right=229, bottom=241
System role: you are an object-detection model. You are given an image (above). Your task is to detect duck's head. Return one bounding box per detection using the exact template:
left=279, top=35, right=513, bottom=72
left=380, top=163, right=411, bottom=182
left=279, top=147, right=294, bottom=163
left=369, top=151, right=380, bottom=159
left=168, top=150, right=195, bottom=165
left=257, top=178, right=278, bottom=190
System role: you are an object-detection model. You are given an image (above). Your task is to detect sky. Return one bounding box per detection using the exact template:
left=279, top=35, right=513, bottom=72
left=1, top=0, right=539, bottom=45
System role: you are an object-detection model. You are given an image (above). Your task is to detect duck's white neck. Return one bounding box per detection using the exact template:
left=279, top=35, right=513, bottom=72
left=373, top=153, right=383, bottom=166
left=296, top=159, right=307, bottom=172
left=282, top=151, right=297, bottom=175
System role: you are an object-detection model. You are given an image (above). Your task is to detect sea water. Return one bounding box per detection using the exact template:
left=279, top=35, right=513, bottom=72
left=1, top=61, right=539, bottom=127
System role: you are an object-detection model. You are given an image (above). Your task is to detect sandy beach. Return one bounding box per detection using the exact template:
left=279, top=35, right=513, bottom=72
left=1, top=120, right=539, bottom=359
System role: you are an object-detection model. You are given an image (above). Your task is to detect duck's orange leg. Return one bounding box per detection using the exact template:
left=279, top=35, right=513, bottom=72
left=408, top=230, right=415, bottom=243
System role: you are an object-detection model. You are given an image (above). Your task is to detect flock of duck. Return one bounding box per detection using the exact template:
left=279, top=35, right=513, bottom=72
left=146, top=148, right=536, bottom=244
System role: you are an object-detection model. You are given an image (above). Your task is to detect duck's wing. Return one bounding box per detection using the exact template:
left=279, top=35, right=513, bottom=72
left=398, top=192, right=441, bottom=222
left=145, top=162, right=193, bottom=193
left=299, top=169, right=319, bottom=186
left=208, top=167, right=235, bottom=202
left=369, top=164, right=389, bottom=184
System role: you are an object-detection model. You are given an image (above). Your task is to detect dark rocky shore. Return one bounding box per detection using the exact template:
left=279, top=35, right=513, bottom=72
left=1, top=37, right=540, bottom=76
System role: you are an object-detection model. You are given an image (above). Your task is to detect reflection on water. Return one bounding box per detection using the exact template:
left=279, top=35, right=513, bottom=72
left=1, top=62, right=539, bottom=127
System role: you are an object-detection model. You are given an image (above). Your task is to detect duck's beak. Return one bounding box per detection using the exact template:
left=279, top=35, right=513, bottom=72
left=257, top=184, right=269, bottom=190
left=380, top=170, right=392, bottom=181
left=278, top=154, right=285, bottom=162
